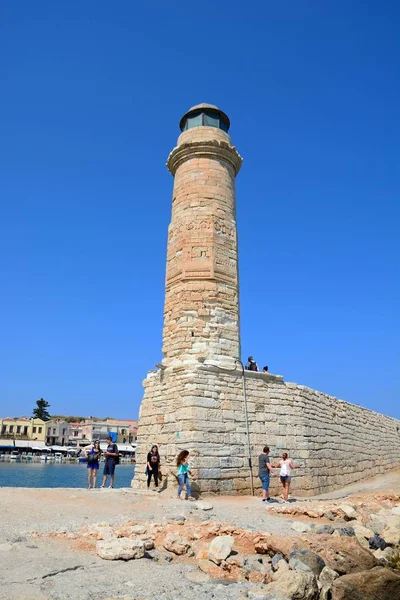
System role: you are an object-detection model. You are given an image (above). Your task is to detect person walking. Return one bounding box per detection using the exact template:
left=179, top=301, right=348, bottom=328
left=100, top=436, right=119, bottom=489
left=258, top=445, right=273, bottom=502
left=85, top=440, right=101, bottom=489
left=146, top=444, right=160, bottom=489
left=272, top=452, right=299, bottom=503
left=176, top=450, right=195, bottom=500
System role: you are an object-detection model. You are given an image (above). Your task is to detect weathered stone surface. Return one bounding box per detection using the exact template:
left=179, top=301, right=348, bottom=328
left=351, top=523, right=374, bottom=539
left=338, top=505, right=357, bottom=520
left=255, top=535, right=308, bottom=558
left=89, top=524, right=117, bottom=541
left=264, top=570, right=319, bottom=600
left=331, top=566, right=400, bottom=600
left=195, top=501, right=213, bottom=511
left=315, top=525, right=334, bottom=535
left=309, top=537, right=377, bottom=575
left=129, top=525, right=147, bottom=535
left=96, top=539, right=145, bottom=560
left=185, top=570, right=211, bottom=583
left=208, top=535, right=234, bottom=564
left=272, top=560, right=290, bottom=581
left=333, top=527, right=355, bottom=537
left=319, top=565, right=339, bottom=588
left=271, top=553, right=284, bottom=570
left=291, top=522, right=312, bottom=534
left=162, top=533, right=190, bottom=555
left=381, top=526, right=400, bottom=546
left=288, top=550, right=325, bottom=577
left=247, top=586, right=271, bottom=600
left=368, top=533, right=387, bottom=550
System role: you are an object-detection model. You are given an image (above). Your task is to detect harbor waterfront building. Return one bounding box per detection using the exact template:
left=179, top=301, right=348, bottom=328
left=0, top=417, right=47, bottom=442
left=45, top=419, right=69, bottom=446
left=133, top=103, right=400, bottom=496
left=81, top=418, right=138, bottom=444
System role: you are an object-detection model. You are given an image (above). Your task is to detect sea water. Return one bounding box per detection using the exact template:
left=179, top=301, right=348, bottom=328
left=0, top=462, right=135, bottom=488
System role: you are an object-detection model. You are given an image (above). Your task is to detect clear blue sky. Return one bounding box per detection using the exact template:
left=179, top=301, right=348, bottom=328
left=1, top=1, right=399, bottom=420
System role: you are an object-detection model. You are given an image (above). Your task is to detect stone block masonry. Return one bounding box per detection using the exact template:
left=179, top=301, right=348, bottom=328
left=133, top=364, right=400, bottom=496
left=132, top=103, right=400, bottom=495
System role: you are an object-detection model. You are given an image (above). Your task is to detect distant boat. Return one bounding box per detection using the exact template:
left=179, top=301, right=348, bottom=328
left=54, top=453, right=62, bottom=462
left=40, top=454, right=48, bottom=462
left=10, top=451, right=20, bottom=461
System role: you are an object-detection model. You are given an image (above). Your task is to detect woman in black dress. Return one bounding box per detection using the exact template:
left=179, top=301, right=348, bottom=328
left=146, top=444, right=160, bottom=488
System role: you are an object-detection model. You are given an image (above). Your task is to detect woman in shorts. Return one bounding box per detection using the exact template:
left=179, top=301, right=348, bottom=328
left=85, top=440, right=101, bottom=489
left=274, top=452, right=299, bottom=503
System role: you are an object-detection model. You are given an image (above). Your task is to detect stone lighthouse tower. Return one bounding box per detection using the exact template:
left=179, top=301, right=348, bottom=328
left=163, top=103, right=242, bottom=368
left=133, top=104, right=400, bottom=496
left=133, top=104, right=246, bottom=492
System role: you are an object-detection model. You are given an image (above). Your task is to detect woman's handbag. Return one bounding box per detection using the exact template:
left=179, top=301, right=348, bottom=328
left=87, top=452, right=99, bottom=464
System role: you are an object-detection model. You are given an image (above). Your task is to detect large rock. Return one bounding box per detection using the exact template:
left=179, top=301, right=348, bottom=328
left=315, top=525, right=334, bottom=535
left=272, top=560, right=290, bottom=581
left=291, top=522, right=312, bottom=534
left=264, top=570, right=319, bottom=600
left=319, top=565, right=339, bottom=588
left=195, top=501, right=213, bottom=511
left=333, top=527, right=355, bottom=537
left=308, top=536, right=377, bottom=575
left=96, top=538, right=145, bottom=560
left=368, top=533, right=387, bottom=550
left=129, top=525, right=147, bottom=535
left=351, top=523, right=375, bottom=539
left=331, top=566, right=400, bottom=600
left=89, top=524, right=117, bottom=541
left=255, top=535, right=308, bottom=558
left=319, top=565, right=339, bottom=600
left=288, top=550, right=325, bottom=577
left=271, top=554, right=284, bottom=570
left=338, top=505, right=357, bottom=520
left=381, top=526, right=400, bottom=546
left=163, top=533, right=190, bottom=555
left=208, top=535, right=234, bottom=564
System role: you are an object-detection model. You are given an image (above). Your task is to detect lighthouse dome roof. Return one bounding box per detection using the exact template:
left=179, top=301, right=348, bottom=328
left=179, top=103, right=230, bottom=133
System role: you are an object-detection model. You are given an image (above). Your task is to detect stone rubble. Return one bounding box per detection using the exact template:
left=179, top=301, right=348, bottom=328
left=39, top=493, right=400, bottom=599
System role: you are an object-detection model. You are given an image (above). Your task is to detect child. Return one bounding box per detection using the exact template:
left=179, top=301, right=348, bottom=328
left=176, top=450, right=195, bottom=500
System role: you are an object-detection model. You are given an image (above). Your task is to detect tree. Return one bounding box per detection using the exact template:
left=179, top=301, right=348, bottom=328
left=33, top=398, right=51, bottom=421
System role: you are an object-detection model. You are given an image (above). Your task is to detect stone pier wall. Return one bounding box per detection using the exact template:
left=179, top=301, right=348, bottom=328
left=133, top=365, right=400, bottom=496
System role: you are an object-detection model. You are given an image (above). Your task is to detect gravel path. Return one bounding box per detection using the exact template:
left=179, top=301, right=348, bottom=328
left=1, top=470, right=399, bottom=600
left=0, top=487, right=295, bottom=540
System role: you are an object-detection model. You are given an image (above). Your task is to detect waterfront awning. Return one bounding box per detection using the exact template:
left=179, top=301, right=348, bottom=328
left=49, top=445, right=70, bottom=452
left=32, top=444, right=50, bottom=451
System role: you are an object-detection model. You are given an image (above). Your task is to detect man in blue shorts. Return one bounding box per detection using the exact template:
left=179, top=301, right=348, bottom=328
left=258, top=446, right=273, bottom=502
left=101, top=436, right=119, bottom=489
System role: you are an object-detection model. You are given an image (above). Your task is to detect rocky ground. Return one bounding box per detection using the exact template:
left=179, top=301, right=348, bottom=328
left=0, top=470, right=400, bottom=600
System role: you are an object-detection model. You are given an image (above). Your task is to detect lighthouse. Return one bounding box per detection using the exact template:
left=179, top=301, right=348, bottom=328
left=163, top=103, right=242, bottom=368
